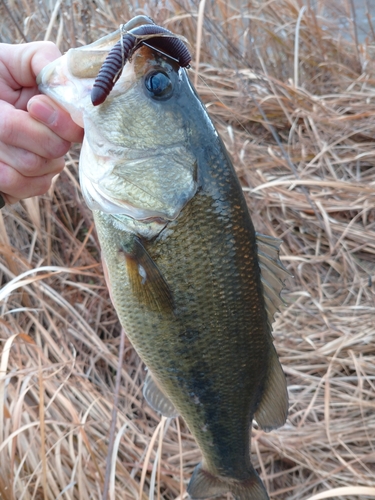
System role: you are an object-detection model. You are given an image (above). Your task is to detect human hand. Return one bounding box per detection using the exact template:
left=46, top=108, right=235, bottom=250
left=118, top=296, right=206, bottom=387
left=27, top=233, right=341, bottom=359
left=0, top=41, right=84, bottom=206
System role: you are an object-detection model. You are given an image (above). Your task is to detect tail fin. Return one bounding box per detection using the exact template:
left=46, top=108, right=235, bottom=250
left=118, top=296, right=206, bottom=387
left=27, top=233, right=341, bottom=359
left=187, top=462, right=269, bottom=500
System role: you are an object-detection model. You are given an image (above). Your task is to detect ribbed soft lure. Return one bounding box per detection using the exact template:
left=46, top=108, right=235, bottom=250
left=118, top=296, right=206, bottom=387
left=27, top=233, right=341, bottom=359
left=91, top=16, right=191, bottom=106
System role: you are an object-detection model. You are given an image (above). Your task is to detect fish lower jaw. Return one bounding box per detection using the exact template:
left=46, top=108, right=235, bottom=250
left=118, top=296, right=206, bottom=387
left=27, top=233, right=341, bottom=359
left=80, top=172, right=177, bottom=238
left=80, top=171, right=170, bottom=219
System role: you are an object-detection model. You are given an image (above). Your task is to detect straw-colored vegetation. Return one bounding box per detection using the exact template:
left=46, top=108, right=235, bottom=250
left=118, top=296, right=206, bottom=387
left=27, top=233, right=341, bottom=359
left=1, top=0, right=375, bottom=499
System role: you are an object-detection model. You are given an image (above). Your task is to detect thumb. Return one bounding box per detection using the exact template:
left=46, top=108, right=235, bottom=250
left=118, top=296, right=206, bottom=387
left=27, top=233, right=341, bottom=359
left=0, top=41, right=62, bottom=88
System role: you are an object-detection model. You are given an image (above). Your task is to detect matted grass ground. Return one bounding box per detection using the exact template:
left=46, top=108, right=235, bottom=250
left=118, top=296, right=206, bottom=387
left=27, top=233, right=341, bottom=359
left=1, top=1, right=375, bottom=499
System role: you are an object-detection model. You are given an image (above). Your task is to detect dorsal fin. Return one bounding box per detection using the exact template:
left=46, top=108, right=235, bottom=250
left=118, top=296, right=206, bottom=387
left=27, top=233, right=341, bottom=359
left=256, top=233, right=291, bottom=329
left=255, top=233, right=289, bottom=431
left=254, top=344, right=288, bottom=431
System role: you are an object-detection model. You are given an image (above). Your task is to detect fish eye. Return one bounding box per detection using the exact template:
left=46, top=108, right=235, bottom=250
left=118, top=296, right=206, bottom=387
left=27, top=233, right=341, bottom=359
left=144, top=70, right=173, bottom=99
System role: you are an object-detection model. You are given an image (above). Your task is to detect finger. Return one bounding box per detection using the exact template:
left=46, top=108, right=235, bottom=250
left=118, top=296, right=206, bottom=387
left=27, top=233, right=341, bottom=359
left=0, top=161, right=56, bottom=201
left=0, top=191, right=23, bottom=206
left=28, top=95, right=84, bottom=144
left=1, top=191, right=42, bottom=206
left=0, top=141, right=64, bottom=177
left=0, top=42, right=62, bottom=109
left=0, top=100, right=71, bottom=159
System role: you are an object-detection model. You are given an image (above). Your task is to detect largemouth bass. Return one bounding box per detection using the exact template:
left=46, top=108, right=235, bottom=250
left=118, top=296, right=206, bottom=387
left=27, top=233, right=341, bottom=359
left=38, top=20, right=289, bottom=500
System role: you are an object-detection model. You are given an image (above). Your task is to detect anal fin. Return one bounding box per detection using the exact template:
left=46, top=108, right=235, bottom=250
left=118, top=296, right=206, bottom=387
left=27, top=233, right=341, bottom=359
left=254, top=344, right=288, bottom=431
left=143, top=371, right=179, bottom=418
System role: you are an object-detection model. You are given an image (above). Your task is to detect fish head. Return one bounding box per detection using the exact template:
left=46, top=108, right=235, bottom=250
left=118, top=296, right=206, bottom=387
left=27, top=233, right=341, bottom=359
left=38, top=32, right=200, bottom=228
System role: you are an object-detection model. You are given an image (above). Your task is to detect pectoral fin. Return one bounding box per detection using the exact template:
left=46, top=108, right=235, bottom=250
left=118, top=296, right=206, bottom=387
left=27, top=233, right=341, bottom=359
left=254, top=344, right=288, bottom=431
left=121, top=237, right=173, bottom=313
left=143, top=371, right=179, bottom=418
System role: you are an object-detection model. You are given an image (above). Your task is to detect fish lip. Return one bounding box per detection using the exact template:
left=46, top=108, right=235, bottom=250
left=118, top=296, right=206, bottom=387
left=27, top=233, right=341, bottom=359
left=37, top=56, right=90, bottom=128
left=37, top=60, right=59, bottom=91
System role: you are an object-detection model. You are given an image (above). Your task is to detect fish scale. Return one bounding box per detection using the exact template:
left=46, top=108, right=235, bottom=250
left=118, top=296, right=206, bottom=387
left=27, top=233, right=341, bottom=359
left=94, top=184, right=270, bottom=480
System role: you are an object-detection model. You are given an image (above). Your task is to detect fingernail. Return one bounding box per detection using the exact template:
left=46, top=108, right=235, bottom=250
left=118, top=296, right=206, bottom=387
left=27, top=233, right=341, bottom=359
left=28, top=98, right=58, bottom=126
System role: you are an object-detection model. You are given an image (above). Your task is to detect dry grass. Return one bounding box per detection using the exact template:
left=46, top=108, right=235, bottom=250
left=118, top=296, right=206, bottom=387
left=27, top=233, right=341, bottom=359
left=1, top=0, right=375, bottom=499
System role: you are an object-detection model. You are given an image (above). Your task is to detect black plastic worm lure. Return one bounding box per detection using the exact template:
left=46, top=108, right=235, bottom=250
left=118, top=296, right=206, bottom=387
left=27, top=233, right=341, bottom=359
left=91, top=24, right=191, bottom=106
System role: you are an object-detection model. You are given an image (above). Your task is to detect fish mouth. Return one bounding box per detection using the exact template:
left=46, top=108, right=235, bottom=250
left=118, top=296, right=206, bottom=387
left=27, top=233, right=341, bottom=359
left=37, top=55, right=90, bottom=128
